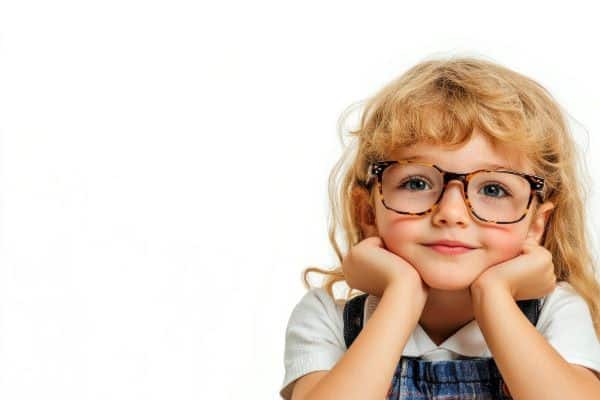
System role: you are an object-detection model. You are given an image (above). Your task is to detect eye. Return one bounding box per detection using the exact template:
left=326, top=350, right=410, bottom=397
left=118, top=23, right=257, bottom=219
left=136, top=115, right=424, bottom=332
left=399, top=177, right=432, bottom=191
left=480, top=183, right=512, bottom=198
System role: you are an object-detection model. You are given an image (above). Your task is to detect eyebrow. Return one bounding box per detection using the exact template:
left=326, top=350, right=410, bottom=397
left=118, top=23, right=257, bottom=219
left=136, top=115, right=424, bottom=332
left=399, top=156, right=513, bottom=171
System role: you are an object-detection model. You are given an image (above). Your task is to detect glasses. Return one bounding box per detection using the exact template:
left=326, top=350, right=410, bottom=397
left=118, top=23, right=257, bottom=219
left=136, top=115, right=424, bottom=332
left=365, top=160, right=545, bottom=224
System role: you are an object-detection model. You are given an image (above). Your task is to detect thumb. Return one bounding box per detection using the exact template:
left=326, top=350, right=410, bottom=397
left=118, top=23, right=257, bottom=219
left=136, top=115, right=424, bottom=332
left=364, top=236, right=384, bottom=248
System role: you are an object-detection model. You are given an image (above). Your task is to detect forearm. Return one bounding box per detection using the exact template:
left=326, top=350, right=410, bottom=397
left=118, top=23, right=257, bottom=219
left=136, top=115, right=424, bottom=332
left=472, top=282, right=600, bottom=399
left=306, top=283, right=424, bottom=400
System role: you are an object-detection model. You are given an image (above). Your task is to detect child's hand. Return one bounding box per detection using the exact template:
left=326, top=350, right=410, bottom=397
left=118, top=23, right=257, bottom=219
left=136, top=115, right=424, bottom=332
left=471, top=238, right=557, bottom=300
left=342, top=236, right=429, bottom=301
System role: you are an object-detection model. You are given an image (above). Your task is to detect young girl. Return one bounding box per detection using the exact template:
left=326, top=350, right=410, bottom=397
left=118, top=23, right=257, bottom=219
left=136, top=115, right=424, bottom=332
left=280, top=56, right=600, bottom=399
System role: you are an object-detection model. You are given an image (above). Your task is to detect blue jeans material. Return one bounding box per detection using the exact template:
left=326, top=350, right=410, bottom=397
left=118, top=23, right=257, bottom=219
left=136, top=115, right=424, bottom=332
left=342, top=293, right=541, bottom=399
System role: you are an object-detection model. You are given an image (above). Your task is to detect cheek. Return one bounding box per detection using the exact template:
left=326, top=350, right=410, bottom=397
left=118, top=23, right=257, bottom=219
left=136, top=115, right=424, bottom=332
left=480, top=227, right=527, bottom=263
left=375, top=214, right=422, bottom=253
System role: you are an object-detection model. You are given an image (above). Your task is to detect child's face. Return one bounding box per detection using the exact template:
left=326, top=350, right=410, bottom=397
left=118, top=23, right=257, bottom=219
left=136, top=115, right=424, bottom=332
left=367, top=130, right=554, bottom=291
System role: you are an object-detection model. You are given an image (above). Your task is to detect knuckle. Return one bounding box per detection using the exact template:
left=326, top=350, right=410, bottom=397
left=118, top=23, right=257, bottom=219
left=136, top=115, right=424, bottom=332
left=542, top=248, right=553, bottom=261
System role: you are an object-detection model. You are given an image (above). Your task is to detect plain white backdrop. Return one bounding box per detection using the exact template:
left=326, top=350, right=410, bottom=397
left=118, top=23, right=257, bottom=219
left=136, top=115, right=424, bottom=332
left=1, top=1, right=599, bottom=399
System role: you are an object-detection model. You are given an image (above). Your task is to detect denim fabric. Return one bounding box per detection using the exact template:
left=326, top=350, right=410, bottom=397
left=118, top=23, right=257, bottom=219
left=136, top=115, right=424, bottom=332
left=342, top=294, right=540, bottom=399
left=385, top=356, right=512, bottom=399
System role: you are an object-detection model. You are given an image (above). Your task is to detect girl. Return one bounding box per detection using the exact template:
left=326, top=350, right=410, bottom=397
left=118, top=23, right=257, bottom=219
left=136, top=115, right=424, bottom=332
left=280, top=56, right=600, bottom=400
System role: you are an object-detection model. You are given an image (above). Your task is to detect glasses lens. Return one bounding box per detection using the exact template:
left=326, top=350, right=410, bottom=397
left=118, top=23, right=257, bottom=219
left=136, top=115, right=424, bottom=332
left=381, top=163, right=443, bottom=213
left=468, top=171, right=531, bottom=222
left=381, top=163, right=532, bottom=222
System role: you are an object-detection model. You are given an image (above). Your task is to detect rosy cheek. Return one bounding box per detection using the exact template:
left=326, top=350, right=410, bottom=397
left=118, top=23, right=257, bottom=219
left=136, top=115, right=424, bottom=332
left=377, top=217, right=421, bottom=252
left=481, top=228, right=526, bottom=262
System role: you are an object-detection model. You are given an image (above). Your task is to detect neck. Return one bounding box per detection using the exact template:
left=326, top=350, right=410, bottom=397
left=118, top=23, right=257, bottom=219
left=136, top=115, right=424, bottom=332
left=418, top=288, right=475, bottom=346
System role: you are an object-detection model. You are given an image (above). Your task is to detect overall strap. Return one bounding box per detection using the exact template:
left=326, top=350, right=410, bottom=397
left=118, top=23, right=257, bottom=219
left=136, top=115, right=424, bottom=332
left=343, top=293, right=542, bottom=349
left=342, top=293, right=369, bottom=350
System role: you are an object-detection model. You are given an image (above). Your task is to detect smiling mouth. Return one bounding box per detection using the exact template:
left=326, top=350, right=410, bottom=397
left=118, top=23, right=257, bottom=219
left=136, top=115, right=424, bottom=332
left=424, top=244, right=476, bottom=255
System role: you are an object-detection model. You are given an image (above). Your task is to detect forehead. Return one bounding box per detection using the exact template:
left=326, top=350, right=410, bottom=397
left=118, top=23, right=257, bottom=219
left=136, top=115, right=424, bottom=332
left=388, top=133, right=533, bottom=174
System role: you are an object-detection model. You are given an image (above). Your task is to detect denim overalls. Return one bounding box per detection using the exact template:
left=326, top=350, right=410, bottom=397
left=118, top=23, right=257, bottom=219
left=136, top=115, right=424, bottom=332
left=343, top=293, right=541, bottom=399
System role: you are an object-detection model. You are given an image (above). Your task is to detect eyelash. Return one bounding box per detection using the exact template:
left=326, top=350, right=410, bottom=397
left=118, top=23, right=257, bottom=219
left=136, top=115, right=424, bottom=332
left=399, top=177, right=513, bottom=198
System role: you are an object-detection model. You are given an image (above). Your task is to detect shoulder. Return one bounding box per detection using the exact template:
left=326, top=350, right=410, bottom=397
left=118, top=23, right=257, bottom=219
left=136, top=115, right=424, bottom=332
left=536, top=281, right=600, bottom=376
left=538, top=281, right=590, bottom=323
left=304, top=286, right=344, bottom=310
left=280, top=288, right=346, bottom=399
left=285, top=287, right=345, bottom=336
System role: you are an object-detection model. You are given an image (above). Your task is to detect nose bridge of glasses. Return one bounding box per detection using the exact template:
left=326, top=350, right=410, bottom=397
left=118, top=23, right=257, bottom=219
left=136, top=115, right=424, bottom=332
left=436, top=172, right=473, bottom=214
left=442, top=172, right=469, bottom=194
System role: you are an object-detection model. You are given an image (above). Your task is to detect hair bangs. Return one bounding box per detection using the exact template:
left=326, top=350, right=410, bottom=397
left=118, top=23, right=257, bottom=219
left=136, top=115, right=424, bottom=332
left=361, top=83, right=536, bottom=163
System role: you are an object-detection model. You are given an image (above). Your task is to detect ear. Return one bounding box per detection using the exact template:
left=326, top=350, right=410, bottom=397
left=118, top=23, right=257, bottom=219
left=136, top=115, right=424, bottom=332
left=352, top=185, right=379, bottom=238
left=526, top=201, right=555, bottom=244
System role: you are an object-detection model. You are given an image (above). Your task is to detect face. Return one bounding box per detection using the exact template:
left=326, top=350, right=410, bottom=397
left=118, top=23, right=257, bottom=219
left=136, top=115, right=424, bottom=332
left=364, top=130, right=554, bottom=291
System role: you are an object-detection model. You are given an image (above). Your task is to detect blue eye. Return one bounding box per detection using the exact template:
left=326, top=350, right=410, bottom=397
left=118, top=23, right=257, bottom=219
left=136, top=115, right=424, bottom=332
left=399, top=177, right=431, bottom=191
left=480, top=183, right=512, bottom=198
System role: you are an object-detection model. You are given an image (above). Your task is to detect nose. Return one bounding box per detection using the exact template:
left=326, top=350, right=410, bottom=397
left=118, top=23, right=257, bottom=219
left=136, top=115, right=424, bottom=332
left=431, top=180, right=471, bottom=226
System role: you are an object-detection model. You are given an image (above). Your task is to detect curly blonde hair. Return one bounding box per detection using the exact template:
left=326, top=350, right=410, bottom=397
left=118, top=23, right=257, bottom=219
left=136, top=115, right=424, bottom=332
left=301, top=55, right=600, bottom=338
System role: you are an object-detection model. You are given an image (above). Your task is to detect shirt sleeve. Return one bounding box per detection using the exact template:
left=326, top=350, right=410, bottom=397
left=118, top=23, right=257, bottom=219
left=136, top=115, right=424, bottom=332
left=279, top=287, right=347, bottom=400
left=536, top=282, right=600, bottom=378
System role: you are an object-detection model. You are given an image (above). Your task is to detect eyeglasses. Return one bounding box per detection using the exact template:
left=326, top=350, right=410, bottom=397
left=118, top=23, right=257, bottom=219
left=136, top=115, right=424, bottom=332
left=365, top=160, right=545, bottom=224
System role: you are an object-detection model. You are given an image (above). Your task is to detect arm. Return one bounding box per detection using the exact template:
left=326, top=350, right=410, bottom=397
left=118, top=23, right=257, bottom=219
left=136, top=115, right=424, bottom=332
left=304, top=282, right=423, bottom=400
left=471, top=281, right=600, bottom=400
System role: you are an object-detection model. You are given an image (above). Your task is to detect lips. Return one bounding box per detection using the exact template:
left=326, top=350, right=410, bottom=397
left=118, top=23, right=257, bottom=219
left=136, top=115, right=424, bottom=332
left=424, top=240, right=477, bottom=249
left=425, top=244, right=475, bottom=255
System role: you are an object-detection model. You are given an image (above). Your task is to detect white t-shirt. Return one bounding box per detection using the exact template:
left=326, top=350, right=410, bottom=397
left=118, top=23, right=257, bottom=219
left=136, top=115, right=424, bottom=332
left=280, top=281, right=600, bottom=400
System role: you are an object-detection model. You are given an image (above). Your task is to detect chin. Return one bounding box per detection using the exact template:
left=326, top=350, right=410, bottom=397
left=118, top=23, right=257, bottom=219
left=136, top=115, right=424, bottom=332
left=417, top=264, right=479, bottom=291
left=424, top=278, right=473, bottom=291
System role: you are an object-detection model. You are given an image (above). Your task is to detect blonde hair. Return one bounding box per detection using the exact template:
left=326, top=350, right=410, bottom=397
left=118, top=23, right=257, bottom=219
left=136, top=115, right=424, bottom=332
left=302, top=55, right=600, bottom=337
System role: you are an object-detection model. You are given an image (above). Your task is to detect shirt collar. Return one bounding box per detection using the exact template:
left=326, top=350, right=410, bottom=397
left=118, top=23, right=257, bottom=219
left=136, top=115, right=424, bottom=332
left=364, top=295, right=489, bottom=358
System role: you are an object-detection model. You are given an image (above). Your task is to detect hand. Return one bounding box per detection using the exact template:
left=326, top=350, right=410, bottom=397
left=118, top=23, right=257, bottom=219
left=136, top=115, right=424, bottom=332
left=342, top=236, right=429, bottom=301
left=471, top=238, right=557, bottom=301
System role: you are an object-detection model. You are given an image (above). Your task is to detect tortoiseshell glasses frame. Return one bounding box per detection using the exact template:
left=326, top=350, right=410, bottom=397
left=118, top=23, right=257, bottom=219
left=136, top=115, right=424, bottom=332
left=364, top=160, right=546, bottom=224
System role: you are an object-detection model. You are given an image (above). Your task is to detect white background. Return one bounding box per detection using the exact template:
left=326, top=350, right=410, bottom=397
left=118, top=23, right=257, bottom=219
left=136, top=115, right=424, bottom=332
left=1, top=1, right=599, bottom=399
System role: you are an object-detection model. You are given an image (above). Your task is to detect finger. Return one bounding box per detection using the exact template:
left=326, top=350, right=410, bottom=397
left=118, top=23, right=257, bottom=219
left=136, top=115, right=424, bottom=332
left=521, top=239, right=539, bottom=254
left=364, top=236, right=384, bottom=248
left=371, top=236, right=383, bottom=244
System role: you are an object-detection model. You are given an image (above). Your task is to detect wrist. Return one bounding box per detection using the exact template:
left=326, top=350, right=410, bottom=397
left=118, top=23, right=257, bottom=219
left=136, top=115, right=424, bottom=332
left=470, top=279, right=513, bottom=313
left=385, top=279, right=428, bottom=307
left=471, top=274, right=512, bottom=298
